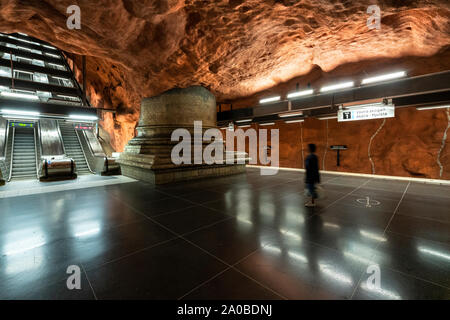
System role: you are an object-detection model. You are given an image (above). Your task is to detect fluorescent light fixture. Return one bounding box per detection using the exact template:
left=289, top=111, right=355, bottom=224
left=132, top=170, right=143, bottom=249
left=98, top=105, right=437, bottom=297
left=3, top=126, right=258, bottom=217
left=16, top=56, right=32, bottom=61
left=69, top=114, right=98, bottom=121
left=319, top=116, right=337, bottom=120
left=15, top=69, right=33, bottom=74
left=287, top=89, right=314, bottom=99
left=259, top=122, right=275, bottom=126
left=1, top=109, right=40, bottom=116
left=416, top=105, right=450, bottom=111
left=1, top=91, right=39, bottom=100
left=52, top=76, right=70, bottom=81
left=235, top=119, right=252, bottom=123
left=48, top=63, right=65, bottom=68
left=18, top=32, right=28, bottom=36
left=2, top=115, right=39, bottom=120
left=279, top=111, right=303, bottom=118
left=285, top=119, right=304, bottom=124
left=344, top=102, right=387, bottom=109
left=238, top=124, right=251, bottom=128
left=361, top=71, right=406, bottom=85
left=320, top=81, right=354, bottom=93
left=45, top=52, right=60, bottom=58
left=57, top=94, right=80, bottom=100
left=42, top=44, right=56, bottom=50
left=260, top=96, right=281, bottom=104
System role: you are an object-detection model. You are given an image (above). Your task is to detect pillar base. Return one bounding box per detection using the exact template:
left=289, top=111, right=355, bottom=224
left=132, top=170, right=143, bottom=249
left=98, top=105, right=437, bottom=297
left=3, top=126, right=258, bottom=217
left=119, top=161, right=246, bottom=185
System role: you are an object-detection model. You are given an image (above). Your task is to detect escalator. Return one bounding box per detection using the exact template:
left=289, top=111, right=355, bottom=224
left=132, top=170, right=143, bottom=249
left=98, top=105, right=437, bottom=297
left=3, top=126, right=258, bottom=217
left=58, top=121, right=92, bottom=175
left=10, top=126, right=38, bottom=180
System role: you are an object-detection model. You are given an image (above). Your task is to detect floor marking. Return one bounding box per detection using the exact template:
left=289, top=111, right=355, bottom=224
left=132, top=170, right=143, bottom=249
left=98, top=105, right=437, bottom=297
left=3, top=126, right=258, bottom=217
left=384, top=181, right=411, bottom=234
left=81, top=263, right=98, bottom=300
left=356, top=196, right=381, bottom=208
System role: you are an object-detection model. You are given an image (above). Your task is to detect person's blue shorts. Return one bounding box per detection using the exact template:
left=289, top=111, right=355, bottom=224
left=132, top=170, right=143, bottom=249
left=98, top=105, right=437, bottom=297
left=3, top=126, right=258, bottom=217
left=306, top=183, right=318, bottom=199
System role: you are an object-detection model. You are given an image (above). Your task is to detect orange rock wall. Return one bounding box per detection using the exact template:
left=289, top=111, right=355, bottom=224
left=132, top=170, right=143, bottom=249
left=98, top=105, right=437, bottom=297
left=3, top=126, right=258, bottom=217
left=228, top=107, right=450, bottom=180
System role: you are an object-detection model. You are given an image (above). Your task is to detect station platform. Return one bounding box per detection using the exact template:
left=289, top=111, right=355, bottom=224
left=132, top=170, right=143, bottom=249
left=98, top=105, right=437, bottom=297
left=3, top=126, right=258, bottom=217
left=0, top=168, right=449, bottom=299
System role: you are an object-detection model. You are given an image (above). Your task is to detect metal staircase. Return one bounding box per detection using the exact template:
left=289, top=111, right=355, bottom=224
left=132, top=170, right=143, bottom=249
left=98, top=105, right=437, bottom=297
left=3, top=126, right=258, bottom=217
left=58, top=121, right=91, bottom=175
left=10, top=127, right=37, bottom=180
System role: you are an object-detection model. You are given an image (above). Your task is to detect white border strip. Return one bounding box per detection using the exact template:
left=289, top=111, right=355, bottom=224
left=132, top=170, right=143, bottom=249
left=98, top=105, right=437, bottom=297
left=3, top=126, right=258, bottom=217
left=247, top=165, right=450, bottom=186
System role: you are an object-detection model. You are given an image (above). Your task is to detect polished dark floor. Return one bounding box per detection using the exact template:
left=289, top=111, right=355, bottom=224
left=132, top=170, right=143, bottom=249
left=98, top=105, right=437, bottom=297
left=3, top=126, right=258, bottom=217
left=0, top=168, right=449, bottom=300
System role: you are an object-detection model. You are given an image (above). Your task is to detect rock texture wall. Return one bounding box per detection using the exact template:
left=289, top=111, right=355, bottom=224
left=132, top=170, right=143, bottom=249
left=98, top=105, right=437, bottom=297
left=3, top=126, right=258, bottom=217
left=0, top=0, right=449, bottom=151
left=235, top=107, right=450, bottom=180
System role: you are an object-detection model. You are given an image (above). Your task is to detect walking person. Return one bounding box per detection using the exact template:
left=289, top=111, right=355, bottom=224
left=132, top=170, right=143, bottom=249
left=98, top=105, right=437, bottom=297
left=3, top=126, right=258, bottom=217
left=305, top=143, right=320, bottom=207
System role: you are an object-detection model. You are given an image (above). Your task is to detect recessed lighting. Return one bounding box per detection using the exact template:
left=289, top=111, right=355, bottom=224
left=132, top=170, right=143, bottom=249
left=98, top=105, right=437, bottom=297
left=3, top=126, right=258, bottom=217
left=287, top=89, right=314, bottom=99
left=1, top=92, right=39, bottom=100
left=318, top=116, right=337, bottom=120
left=361, top=71, right=406, bottom=85
left=235, top=119, right=252, bottom=123
left=1, top=109, right=40, bottom=116
left=320, top=81, right=354, bottom=93
left=260, top=96, right=281, bottom=104
left=279, top=111, right=303, bottom=118
left=285, top=119, right=304, bottom=124
left=69, top=114, right=98, bottom=121
left=416, top=105, right=450, bottom=111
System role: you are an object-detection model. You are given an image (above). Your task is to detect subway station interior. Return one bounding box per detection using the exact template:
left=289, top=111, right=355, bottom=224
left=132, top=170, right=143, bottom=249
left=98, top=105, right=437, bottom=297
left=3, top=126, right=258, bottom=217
left=0, top=1, right=449, bottom=302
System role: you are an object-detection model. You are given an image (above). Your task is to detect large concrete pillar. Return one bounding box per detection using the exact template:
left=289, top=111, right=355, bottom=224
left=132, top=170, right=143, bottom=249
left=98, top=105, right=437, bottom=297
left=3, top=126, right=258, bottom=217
left=117, top=86, right=246, bottom=184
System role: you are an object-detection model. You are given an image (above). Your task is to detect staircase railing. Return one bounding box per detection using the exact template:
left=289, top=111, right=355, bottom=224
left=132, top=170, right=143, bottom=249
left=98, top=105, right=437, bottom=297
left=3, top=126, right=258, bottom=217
left=34, top=123, right=40, bottom=180
left=74, top=126, right=95, bottom=174
left=7, top=126, right=15, bottom=182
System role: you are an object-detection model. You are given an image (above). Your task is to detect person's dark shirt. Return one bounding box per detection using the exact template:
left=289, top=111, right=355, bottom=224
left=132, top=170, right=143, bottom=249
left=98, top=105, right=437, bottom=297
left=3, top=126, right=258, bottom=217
left=305, top=153, right=320, bottom=184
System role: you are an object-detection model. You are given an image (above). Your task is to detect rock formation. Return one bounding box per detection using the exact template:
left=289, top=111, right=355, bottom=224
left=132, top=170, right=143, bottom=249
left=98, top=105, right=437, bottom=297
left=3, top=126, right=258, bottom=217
left=0, top=0, right=449, bottom=152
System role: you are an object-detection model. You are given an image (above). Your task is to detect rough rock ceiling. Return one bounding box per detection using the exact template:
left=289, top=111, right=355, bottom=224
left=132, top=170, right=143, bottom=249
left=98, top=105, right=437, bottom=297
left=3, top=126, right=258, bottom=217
left=0, top=0, right=449, bottom=150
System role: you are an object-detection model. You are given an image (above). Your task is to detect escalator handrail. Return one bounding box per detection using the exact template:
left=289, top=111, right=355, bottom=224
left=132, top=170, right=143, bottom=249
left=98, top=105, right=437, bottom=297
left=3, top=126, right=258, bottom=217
left=7, top=126, right=15, bottom=182
left=2, top=120, right=9, bottom=161
left=34, top=122, right=40, bottom=180
left=56, top=120, right=67, bottom=155
left=74, top=127, right=95, bottom=174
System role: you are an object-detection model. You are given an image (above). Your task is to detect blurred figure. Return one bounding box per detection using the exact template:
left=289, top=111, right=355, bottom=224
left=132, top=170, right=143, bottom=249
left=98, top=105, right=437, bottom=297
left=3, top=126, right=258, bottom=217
left=305, top=143, right=320, bottom=207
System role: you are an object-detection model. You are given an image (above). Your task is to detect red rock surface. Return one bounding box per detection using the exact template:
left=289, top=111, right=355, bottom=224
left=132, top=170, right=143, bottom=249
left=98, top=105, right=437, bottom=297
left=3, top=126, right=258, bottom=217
left=227, top=107, right=450, bottom=180
left=0, top=0, right=449, bottom=153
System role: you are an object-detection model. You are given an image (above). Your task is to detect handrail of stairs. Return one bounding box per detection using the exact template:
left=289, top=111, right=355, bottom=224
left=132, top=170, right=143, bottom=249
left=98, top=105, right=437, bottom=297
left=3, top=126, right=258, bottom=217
left=7, top=126, right=15, bottom=182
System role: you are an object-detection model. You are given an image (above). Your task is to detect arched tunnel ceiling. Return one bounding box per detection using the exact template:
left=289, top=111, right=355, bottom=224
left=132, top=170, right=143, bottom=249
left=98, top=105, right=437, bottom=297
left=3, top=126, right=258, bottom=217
left=0, top=0, right=449, bottom=151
